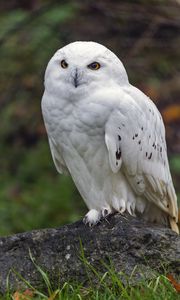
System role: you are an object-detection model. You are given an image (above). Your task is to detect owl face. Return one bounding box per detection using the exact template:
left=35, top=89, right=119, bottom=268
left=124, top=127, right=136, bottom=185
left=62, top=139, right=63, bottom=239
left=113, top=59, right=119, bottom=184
left=44, top=41, right=129, bottom=98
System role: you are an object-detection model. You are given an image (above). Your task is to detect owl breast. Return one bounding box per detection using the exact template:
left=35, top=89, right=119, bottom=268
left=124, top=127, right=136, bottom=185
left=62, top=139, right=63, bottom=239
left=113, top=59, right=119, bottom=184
left=44, top=95, right=136, bottom=213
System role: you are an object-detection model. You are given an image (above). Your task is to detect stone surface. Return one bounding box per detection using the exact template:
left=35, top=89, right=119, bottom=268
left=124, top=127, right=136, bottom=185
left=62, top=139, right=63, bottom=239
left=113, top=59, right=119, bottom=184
left=0, top=213, right=180, bottom=294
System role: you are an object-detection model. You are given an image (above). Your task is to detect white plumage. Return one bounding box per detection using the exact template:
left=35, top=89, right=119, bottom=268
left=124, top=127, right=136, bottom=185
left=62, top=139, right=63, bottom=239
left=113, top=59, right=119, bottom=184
left=41, top=41, right=179, bottom=233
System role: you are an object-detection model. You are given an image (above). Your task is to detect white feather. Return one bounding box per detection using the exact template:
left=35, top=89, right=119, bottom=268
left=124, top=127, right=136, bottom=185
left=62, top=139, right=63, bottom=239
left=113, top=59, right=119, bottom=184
left=41, top=41, right=178, bottom=230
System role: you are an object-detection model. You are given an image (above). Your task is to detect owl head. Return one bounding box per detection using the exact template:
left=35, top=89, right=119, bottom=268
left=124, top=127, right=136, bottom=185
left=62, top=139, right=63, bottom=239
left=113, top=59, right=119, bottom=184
left=44, top=41, right=129, bottom=98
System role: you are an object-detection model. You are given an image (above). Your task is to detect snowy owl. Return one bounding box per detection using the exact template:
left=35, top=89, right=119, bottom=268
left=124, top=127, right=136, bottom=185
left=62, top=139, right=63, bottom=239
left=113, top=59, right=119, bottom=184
left=41, top=41, right=179, bottom=233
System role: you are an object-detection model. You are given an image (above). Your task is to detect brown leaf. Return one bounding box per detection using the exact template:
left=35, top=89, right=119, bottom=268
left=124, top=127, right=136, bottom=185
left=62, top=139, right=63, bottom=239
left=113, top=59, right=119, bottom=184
left=167, top=274, right=180, bottom=292
left=13, top=289, right=34, bottom=300
left=162, top=105, right=180, bottom=123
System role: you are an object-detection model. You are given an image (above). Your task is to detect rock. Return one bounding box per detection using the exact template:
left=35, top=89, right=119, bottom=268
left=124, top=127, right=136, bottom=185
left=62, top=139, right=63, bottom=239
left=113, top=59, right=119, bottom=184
left=0, top=213, right=179, bottom=294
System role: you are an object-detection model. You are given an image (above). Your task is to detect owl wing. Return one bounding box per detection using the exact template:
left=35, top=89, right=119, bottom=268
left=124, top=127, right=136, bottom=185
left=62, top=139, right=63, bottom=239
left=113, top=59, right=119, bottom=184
left=105, top=84, right=178, bottom=222
left=48, top=137, right=68, bottom=174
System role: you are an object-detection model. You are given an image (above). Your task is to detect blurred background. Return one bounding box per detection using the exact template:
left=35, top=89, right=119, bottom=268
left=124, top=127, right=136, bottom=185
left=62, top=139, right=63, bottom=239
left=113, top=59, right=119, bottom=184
left=0, top=0, right=179, bottom=236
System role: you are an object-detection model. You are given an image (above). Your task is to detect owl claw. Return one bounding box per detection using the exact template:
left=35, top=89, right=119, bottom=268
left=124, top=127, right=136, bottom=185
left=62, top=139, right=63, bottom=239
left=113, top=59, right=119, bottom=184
left=83, top=209, right=101, bottom=227
left=101, top=207, right=112, bottom=218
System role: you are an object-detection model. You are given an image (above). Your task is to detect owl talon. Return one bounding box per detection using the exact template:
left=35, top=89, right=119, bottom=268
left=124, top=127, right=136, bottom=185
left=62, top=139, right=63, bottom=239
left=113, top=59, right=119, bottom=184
left=119, top=207, right=126, bottom=214
left=83, top=209, right=101, bottom=227
left=101, top=207, right=112, bottom=218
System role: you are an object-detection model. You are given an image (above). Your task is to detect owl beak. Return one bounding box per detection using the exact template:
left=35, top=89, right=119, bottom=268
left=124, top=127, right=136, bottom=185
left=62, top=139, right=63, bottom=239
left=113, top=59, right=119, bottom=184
left=73, top=68, right=79, bottom=88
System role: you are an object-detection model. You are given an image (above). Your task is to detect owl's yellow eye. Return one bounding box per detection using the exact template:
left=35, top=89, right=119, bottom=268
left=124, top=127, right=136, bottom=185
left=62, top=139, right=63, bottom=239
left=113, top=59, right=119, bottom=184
left=61, top=60, right=68, bottom=69
left=88, top=62, right=101, bottom=70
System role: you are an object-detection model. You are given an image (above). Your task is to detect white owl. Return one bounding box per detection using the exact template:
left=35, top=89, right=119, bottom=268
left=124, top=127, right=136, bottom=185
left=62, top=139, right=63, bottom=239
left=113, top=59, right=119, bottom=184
left=41, top=41, right=179, bottom=233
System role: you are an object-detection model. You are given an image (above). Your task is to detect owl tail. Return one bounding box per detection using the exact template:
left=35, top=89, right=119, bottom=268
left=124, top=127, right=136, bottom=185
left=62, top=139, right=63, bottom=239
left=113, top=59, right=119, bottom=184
left=169, top=216, right=179, bottom=234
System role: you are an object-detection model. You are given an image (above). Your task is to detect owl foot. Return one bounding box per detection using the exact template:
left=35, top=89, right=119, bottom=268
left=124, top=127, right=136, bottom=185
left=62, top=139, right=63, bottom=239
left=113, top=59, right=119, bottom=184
left=112, top=197, right=126, bottom=214
left=83, top=209, right=101, bottom=227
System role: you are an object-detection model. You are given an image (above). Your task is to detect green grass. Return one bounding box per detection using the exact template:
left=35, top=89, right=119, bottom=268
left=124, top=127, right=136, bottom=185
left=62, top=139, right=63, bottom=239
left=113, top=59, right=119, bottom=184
left=3, top=270, right=180, bottom=300
left=2, top=251, right=180, bottom=300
